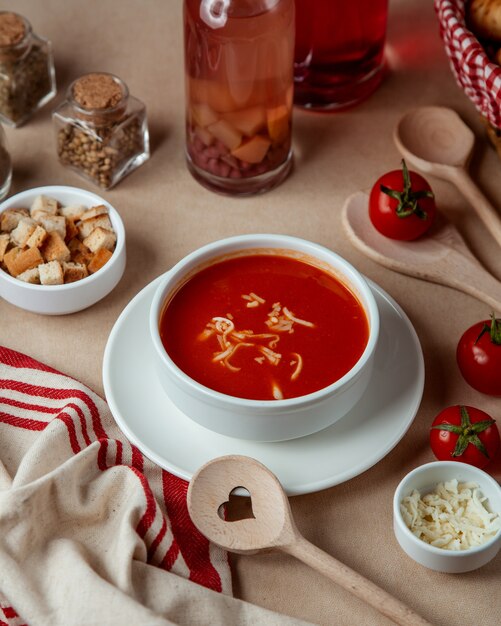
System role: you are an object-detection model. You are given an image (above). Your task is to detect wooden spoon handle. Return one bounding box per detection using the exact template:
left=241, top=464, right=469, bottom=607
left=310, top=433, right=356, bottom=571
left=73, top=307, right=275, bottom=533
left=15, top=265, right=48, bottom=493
left=447, top=262, right=501, bottom=311
left=451, top=168, right=501, bottom=249
left=282, top=536, right=432, bottom=626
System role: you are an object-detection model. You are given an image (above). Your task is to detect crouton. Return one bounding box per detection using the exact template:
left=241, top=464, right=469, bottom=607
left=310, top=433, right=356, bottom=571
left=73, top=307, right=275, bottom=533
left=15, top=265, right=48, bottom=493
left=5, top=247, right=43, bottom=277
left=37, top=214, right=66, bottom=240
left=0, top=233, right=10, bottom=262
left=26, top=225, right=48, bottom=249
left=83, top=227, right=116, bottom=253
left=59, top=204, right=86, bottom=220
left=39, top=261, right=64, bottom=285
left=41, top=231, right=71, bottom=263
left=65, top=219, right=79, bottom=243
left=30, top=195, right=58, bottom=218
left=3, top=247, right=20, bottom=275
left=62, top=261, right=88, bottom=283
left=87, top=248, right=112, bottom=274
left=68, top=237, right=87, bottom=254
left=10, top=218, right=36, bottom=247
left=17, top=267, right=40, bottom=284
left=77, top=214, right=113, bottom=239
left=73, top=251, right=93, bottom=266
left=1, top=208, right=29, bottom=232
left=79, top=205, right=108, bottom=221
left=68, top=238, right=92, bottom=265
left=1, top=195, right=117, bottom=285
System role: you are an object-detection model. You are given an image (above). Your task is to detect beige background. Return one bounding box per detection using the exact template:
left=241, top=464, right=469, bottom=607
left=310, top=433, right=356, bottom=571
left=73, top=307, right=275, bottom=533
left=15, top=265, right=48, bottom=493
left=1, top=1, right=501, bottom=624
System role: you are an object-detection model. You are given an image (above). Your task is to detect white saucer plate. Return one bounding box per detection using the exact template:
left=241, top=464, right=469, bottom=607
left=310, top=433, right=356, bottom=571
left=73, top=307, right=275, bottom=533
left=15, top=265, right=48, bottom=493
left=103, top=275, right=424, bottom=496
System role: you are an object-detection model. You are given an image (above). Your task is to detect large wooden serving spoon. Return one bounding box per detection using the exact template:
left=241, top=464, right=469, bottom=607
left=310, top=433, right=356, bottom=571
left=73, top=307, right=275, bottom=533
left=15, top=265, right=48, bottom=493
left=187, top=455, right=432, bottom=626
left=342, top=191, right=501, bottom=311
left=394, top=106, right=501, bottom=248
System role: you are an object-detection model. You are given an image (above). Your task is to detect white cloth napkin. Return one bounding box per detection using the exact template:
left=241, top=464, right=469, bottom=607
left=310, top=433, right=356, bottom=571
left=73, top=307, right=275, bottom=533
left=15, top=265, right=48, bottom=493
left=0, top=346, right=310, bottom=626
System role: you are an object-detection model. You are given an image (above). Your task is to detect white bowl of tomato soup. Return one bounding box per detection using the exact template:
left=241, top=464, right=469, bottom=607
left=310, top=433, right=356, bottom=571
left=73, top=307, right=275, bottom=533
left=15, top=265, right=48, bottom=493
left=149, top=234, right=379, bottom=442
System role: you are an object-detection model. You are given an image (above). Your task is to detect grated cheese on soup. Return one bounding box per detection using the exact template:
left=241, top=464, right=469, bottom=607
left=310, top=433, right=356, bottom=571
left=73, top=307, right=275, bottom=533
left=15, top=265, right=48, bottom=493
left=400, top=480, right=501, bottom=551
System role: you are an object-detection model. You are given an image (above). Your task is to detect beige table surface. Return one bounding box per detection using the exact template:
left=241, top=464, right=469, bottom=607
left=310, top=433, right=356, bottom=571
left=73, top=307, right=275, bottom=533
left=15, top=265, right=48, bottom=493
left=1, top=1, right=501, bottom=624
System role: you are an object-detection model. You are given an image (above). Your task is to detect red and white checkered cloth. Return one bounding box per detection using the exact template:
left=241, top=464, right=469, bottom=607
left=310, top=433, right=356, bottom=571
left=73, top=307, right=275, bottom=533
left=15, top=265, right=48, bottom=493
left=435, top=0, right=501, bottom=129
left=0, top=346, right=236, bottom=626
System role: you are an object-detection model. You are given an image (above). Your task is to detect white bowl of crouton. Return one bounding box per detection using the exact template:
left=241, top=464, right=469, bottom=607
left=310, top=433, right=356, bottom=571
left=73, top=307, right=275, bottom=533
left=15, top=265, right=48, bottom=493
left=0, top=185, right=125, bottom=314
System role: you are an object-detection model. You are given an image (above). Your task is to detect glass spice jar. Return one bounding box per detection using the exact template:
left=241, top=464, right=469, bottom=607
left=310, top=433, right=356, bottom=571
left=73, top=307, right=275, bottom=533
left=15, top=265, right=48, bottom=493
left=0, top=11, right=56, bottom=127
left=0, top=125, right=12, bottom=199
left=53, top=73, right=150, bottom=190
left=184, top=0, right=295, bottom=196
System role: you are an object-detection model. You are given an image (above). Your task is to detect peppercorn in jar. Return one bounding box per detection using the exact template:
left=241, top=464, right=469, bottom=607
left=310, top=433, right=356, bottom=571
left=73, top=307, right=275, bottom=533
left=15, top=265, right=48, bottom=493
left=0, top=11, right=56, bottom=127
left=53, top=73, right=150, bottom=189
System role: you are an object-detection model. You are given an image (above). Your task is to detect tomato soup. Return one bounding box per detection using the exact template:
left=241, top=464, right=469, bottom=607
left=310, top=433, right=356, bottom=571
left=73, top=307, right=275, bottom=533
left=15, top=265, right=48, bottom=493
left=159, top=253, right=369, bottom=401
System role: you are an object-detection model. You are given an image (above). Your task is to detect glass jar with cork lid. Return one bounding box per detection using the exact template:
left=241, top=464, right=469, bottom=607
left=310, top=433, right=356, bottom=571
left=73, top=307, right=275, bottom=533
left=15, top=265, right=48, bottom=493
left=53, top=73, right=150, bottom=190
left=0, top=11, right=56, bottom=127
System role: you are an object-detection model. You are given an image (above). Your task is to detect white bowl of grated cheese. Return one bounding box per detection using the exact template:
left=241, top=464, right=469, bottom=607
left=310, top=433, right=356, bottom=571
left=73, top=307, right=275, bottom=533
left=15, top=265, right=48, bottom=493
left=393, top=461, right=501, bottom=573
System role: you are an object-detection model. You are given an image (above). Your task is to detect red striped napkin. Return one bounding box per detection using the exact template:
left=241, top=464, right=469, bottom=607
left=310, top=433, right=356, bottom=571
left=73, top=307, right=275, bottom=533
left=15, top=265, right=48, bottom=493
left=0, top=346, right=232, bottom=625
left=436, top=0, right=501, bottom=129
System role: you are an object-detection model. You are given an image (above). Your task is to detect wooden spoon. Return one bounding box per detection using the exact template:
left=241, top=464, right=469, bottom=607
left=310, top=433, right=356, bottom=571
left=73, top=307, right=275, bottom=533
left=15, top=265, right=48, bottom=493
left=394, top=106, right=501, bottom=248
left=187, top=455, right=432, bottom=626
left=342, top=191, right=501, bottom=311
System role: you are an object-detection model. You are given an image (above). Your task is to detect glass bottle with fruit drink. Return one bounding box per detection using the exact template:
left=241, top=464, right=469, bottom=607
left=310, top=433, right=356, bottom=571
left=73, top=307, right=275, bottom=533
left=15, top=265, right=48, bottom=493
left=184, top=0, right=294, bottom=195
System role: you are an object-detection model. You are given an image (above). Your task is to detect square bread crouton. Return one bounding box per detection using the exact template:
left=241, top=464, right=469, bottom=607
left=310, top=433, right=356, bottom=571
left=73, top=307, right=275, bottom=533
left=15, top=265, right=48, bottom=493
left=83, top=227, right=116, bottom=253
left=37, top=214, right=66, bottom=240
left=26, top=225, right=48, bottom=249
left=39, top=261, right=64, bottom=285
left=88, top=248, right=113, bottom=274
left=59, top=204, right=86, bottom=220
left=10, top=218, right=36, bottom=247
left=3, top=247, right=20, bottom=275
left=1, top=208, right=29, bottom=232
left=65, top=219, right=78, bottom=243
left=17, top=267, right=40, bottom=284
left=5, top=247, right=43, bottom=277
left=77, top=214, right=113, bottom=239
left=62, top=261, right=88, bottom=283
left=41, top=231, right=71, bottom=263
left=30, top=195, right=58, bottom=219
left=79, top=205, right=108, bottom=222
left=68, top=237, right=88, bottom=254
left=68, top=238, right=92, bottom=264
left=0, top=233, right=10, bottom=262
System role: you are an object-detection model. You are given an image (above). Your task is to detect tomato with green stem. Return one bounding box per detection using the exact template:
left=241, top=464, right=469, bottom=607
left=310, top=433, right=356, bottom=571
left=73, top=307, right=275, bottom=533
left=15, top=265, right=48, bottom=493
left=369, top=160, right=436, bottom=240
left=430, top=405, right=500, bottom=468
left=457, top=313, right=501, bottom=396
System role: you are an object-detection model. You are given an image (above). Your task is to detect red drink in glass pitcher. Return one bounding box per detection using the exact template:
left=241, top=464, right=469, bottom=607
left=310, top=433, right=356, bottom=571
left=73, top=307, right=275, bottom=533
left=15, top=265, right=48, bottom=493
left=294, top=0, right=388, bottom=111
left=184, top=0, right=294, bottom=196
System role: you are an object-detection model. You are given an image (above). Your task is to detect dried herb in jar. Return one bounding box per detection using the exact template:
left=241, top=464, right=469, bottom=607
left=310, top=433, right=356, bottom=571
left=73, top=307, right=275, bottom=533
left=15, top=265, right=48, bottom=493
left=0, top=11, right=56, bottom=127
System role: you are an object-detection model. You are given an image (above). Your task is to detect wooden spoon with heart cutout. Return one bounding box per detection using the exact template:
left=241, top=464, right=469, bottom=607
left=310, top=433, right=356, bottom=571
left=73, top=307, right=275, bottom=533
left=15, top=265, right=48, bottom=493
left=342, top=191, right=501, bottom=311
left=187, top=455, right=432, bottom=626
left=394, top=106, right=501, bottom=248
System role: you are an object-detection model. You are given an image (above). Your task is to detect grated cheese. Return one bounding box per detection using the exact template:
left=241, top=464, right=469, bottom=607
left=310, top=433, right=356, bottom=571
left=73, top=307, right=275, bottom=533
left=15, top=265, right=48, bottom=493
left=199, top=298, right=315, bottom=393
left=272, top=382, right=283, bottom=400
left=265, top=302, right=314, bottom=333
left=290, top=352, right=303, bottom=381
left=242, top=292, right=266, bottom=308
left=400, top=480, right=501, bottom=551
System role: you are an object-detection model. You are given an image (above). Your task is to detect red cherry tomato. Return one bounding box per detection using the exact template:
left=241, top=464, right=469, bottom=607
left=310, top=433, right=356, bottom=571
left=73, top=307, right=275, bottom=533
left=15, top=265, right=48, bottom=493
left=430, top=405, right=500, bottom=469
left=369, top=160, right=436, bottom=241
left=457, top=314, right=501, bottom=396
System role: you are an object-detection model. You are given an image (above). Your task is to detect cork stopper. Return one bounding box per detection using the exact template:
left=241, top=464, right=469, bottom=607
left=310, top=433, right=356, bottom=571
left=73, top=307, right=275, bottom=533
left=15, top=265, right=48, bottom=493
left=72, top=73, right=125, bottom=110
left=0, top=12, right=26, bottom=48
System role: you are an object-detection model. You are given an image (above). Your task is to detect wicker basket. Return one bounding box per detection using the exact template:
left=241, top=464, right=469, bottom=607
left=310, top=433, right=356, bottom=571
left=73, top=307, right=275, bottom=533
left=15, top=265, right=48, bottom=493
left=435, top=0, right=501, bottom=157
